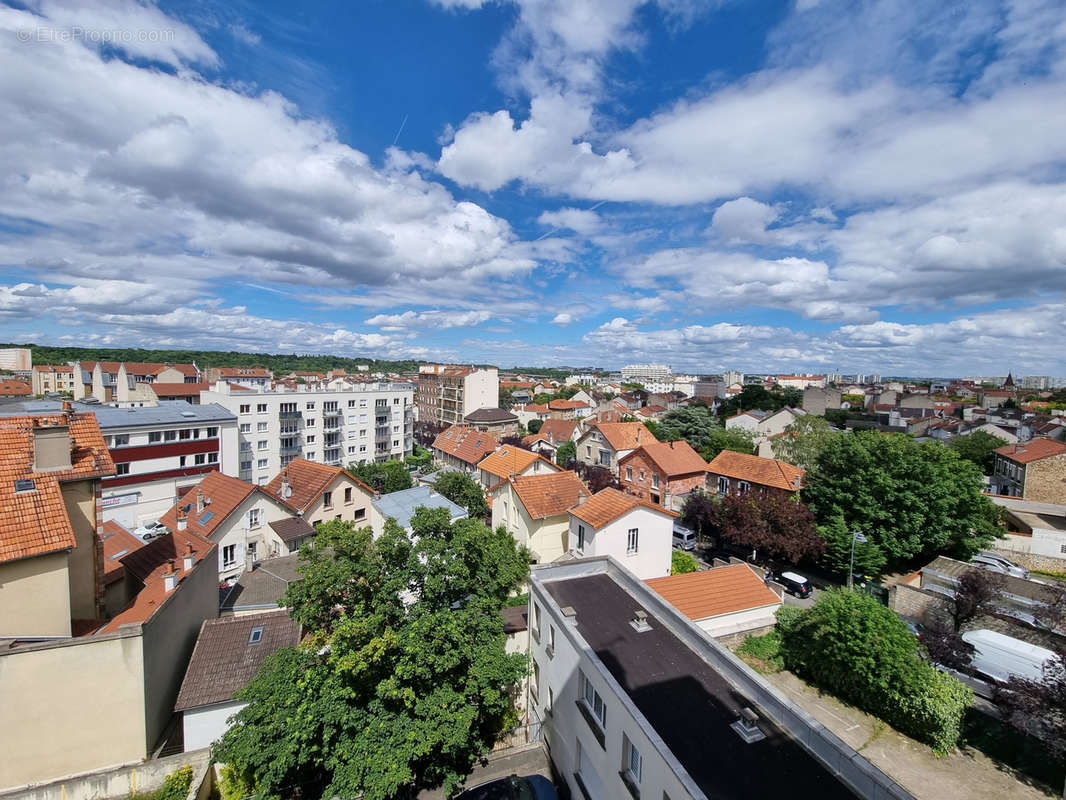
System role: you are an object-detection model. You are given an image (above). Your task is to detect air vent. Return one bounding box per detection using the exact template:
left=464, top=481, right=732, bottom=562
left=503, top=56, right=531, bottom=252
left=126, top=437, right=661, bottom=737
left=14, top=478, right=36, bottom=492
left=630, top=610, right=652, bottom=633
left=731, top=707, right=766, bottom=743
left=181, top=411, right=196, bottom=418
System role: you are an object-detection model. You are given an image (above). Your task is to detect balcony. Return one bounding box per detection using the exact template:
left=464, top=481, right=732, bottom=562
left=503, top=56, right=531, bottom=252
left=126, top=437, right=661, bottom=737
left=323, top=408, right=342, bottom=418
left=280, top=441, right=301, bottom=453
left=279, top=410, right=301, bottom=420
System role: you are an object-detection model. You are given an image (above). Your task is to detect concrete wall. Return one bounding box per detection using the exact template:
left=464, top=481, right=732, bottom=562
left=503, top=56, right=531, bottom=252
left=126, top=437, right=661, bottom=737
left=0, top=551, right=72, bottom=638
left=60, top=478, right=101, bottom=621
left=696, top=604, right=780, bottom=638
left=0, top=748, right=210, bottom=800
left=463, top=369, right=499, bottom=418
left=0, top=632, right=147, bottom=790
left=573, top=507, right=671, bottom=579
left=182, top=702, right=245, bottom=752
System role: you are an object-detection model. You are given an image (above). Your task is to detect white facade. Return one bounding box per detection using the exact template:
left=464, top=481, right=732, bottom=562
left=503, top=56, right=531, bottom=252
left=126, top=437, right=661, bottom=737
left=183, top=701, right=244, bottom=752
left=621, top=363, right=673, bottom=382
left=568, top=506, right=672, bottom=579
left=0, top=347, right=31, bottom=371
left=201, top=381, right=414, bottom=486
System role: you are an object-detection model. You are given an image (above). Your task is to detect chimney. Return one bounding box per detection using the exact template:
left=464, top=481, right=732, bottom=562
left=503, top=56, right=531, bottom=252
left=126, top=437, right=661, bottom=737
left=280, top=477, right=290, bottom=498
left=32, top=422, right=72, bottom=472
left=61, top=400, right=72, bottom=413
left=793, top=475, right=803, bottom=490
left=182, top=542, right=195, bottom=571
left=636, top=428, right=642, bottom=445
left=163, top=560, right=178, bottom=592
left=196, top=489, right=204, bottom=515
left=176, top=509, right=188, bottom=531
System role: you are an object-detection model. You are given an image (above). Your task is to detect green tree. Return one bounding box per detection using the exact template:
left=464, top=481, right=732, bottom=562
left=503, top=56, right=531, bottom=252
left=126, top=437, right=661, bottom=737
left=803, top=431, right=1003, bottom=575
left=671, top=550, right=699, bottom=574
left=699, top=427, right=756, bottom=461
left=555, top=439, right=576, bottom=467
left=775, top=415, right=835, bottom=472
left=214, top=514, right=529, bottom=800
left=498, top=386, right=515, bottom=410
left=948, top=430, right=1009, bottom=475
left=653, top=405, right=755, bottom=459
left=432, top=470, right=490, bottom=519
left=779, top=590, right=971, bottom=753
left=348, top=460, right=414, bottom=493
left=527, top=418, right=543, bottom=434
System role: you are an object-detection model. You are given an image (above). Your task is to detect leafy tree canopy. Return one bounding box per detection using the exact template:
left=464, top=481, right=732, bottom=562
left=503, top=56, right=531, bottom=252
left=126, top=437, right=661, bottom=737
left=716, top=385, right=800, bottom=419
left=775, top=415, right=836, bottom=472
left=652, top=405, right=755, bottom=460
left=555, top=439, right=576, bottom=467
left=527, top=418, right=543, bottom=434
left=671, top=550, right=699, bottom=574
left=681, top=491, right=719, bottom=542
left=948, top=430, right=1010, bottom=476
left=348, top=460, right=414, bottom=494
left=714, top=491, right=824, bottom=565
left=803, top=431, right=1003, bottom=575
left=214, top=514, right=529, bottom=800
left=432, top=470, right=489, bottom=519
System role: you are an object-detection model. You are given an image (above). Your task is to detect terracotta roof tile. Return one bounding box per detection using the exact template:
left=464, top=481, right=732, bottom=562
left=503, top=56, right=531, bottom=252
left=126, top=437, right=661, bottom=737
left=586, top=422, right=658, bottom=451
left=621, top=441, right=708, bottom=477
left=431, top=425, right=498, bottom=466
left=262, top=457, right=371, bottom=513
left=548, top=399, right=589, bottom=410
left=151, top=382, right=209, bottom=397
left=646, top=564, right=780, bottom=620
left=79, top=361, right=198, bottom=378
left=0, top=412, right=115, bottom=564
left=99, top=520, right=145, bottom=585
left=706, top=450, right=805, bottom=492
left=174, top=610, right=302, bottom=711
left=158, top=471, right=259, bottom=538
left=995, top=438, right=1066, bottom=464
left=0, top=380, right=31, bottom=396
left=537, top=419, right=577, bottom=442
left=506, top=471, right=589, bottom=519
left=478, top=446, right=557, bottom=480
left=569, top=487, right=677, bottom=529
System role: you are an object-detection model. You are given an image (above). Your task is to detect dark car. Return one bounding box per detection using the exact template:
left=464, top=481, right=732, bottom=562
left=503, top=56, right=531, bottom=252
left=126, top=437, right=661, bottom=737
left=453, top=775, right=557, bottom=800
left=771, top=570, right=812, bottom=598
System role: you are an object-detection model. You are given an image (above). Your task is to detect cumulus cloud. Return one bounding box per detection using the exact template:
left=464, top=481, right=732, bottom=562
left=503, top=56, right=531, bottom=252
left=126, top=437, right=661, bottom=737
left=363, top=309, right=495, bottom=330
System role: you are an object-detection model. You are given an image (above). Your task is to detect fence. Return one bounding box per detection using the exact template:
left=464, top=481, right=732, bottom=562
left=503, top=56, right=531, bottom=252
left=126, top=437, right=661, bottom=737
left=492, top=720, right=543, bottom=753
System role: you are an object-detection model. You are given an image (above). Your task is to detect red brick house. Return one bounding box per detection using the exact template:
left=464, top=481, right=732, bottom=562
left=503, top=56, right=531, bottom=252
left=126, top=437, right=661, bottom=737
left=619, top=440, right=708, bottom=511
left=706, top=450, right=805, bottom=497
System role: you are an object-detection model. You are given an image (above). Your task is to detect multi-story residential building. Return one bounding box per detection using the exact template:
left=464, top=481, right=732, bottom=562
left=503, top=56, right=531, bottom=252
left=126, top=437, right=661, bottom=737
left=722, top=369, right=744, bottom=386
left=567, top=489, right=674, bottom=579
left=618, top=440, right=709, bottom=512
left=526, top=558, right=889, bottom=800
left=204, top=366, right=273, bottom=388
left=621, top=363, right=673, bottom=382
left=416, top=364, right=499, bottom=426
left=774, top=374, right=826, bottom=390
left=71, top=361, right=201, bottom=404
left=477, top=444, right=560, bottom=490
left=575, top=422, right=657, bottom=475
left=464, top=406, right=520, bottom=437
left=200, top=380, right=414, bottom=486
left=0, top=399, right=240, bottom=530
left=264, top=457, right=375, bottom=529
left=0, top=346, right=31, bottom=371
left=991, top=439, right=1066, bottom=502
left=430, top=424, right=499, bottom=474
left=31, top=364, right=76, bottom=394
left=490, top=471, right=589, bottom=563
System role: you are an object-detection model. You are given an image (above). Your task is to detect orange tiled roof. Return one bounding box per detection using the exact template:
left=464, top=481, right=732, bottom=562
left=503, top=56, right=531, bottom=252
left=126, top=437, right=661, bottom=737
left=158, top=472, right=259, bottom=538
left=215, top=367, right=271, bottom=377
left=79, top=361, right=198, bottom=378
left=707, top=450, right=805, bottom=492
left=569, top=487, right=677, bottom=529
left=548, top=399, right=589, bottom=410
left=98, top=528, right=214, bottom=633
left=514, top=403, right=550, bottom=414
left=621, top=440, right=708, bottom=477
left=521, top=433, right=554, bottom=448
left=33, top=365, right=75, bottom=373
left=479, top=446, right=557, bottom=480
left=646, top=564, right=780, bottom=621
left=0, top=413, right=115, bottom=564
left=0, top=380, right=31, bottom=395
left=99, top=520, right=145, bottom=585
left=263, top=457, right=372, bottom=512
left=995, top=438, right=1066, bottom=464
left=507, top=470, right=589, bottom=519
left=151, top=382, right=209, bottom=396
left=586, top=422, right=658, bottom=451
left=431, top=425, right=498, bottom=465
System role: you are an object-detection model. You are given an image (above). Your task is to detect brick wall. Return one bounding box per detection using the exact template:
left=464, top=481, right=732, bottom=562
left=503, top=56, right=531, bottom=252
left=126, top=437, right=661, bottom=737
left=1023, top=453, right=1066, bottom=504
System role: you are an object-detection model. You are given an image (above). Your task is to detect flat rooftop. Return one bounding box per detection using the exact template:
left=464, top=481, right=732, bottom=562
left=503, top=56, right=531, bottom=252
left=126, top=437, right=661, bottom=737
left=544, top=572, right=855, bottom=799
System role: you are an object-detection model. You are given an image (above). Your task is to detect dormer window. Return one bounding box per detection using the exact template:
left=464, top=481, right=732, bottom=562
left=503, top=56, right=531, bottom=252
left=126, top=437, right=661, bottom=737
left=248, top=626, right=263, bottom=644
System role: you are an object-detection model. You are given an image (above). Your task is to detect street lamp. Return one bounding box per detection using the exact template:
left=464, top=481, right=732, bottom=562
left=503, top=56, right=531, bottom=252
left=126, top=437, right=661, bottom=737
left=848, top=531, right=868, bottom=590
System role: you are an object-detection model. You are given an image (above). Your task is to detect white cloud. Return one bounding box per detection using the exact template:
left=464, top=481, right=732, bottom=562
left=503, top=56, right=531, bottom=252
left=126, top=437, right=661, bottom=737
left=538, top=206, right=602, bottom=235
left=709, top=197, right=780, bottom=243
left=363, top=309, right=495, bottom=330
left=551, top=312, right=573, bottom=324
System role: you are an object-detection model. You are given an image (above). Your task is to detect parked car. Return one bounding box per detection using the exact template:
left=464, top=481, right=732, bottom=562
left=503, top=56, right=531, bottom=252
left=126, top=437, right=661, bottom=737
left=133, top=520, right=168, bottom=541
left=771, top=570, right=812, bottom=599
left=453, top=775, right=557, bottom=800
left=961, top=629, right=1055, bottom=684
left=672, top=522, right=697, bottom=551
left=971, top=551, right=1030, bottom=579
left=903, top=619, right=924, bottom=640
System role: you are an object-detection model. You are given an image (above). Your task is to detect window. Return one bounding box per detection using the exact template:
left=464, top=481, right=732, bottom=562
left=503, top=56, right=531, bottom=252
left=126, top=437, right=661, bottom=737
left=625, top=466, right=633, bottom=481
left=348, top=445, right=357, bottom=454
left=240, top=441, right=251, bottom=452
left=348, top=399, right=356, bottom=408
left=586, top=446, right=591, bottom=457
left=547, top=624, right=556, bottom=658
left=344, top=487, right=352, bottom=504
left=652, top=473, right=659, bottom=489
left=239, top=404, right=250, bottom=414
left=248, top=626, right=263, bottom=644
left=194, top=453, right=206, bottom=465
left=164, top=430, right=177, bottom=442
left=247, top=541, right=257, bottom=561
left=598, top=450, right=610, bottom=467
left=257, top=440, right=268, bottom=450
left=257, top=422, right=268, bottom=432
left=738, top=480, right=750, bottom=494
left=257, top=403, right=267, bottom=413
left=305, top=418, right=316, bottom=427
left=240, top=460, right=252, bottom=471
left=115, top=462, right=130, bottom=475
left=360, top=399, right=368, bottom=408
left=257, top=458, right=268, bottom=469
left=206, top=427, right=218, bottom=438
left=148, top=431, right=162, bottom=443
left=179, top=456, right=187, bottom=467
left=717, top=476, right=730, bottom=494
left=306, top=434, right=316, bottom=444
left=208, top=452, right=218, bottom=463
left=1060, top=543, right=1066, bottom=554
left=360, top=429, right=367, bottom=437
left=622, top=733, right=643, bottom=796
left=305, top=401, right=316, bottom=410
left=394, top=397, right=400, bottom=404
left=354, top=508, right=366, bottom=520
left=531, top=602, right=542, bottom=642
left=239, top=423, right=251, bottom=433
left=581, top=671, right=607, bottom=729
left=248, top=508, right=261, bottom=528
left=222, top=544, right=236, bottom=567
left=577, top=524, right=585, bottom=553
left=531, top=658, right=540, bottom=701
left=323, top=490, right=333, bottom=509
left=627, top=528, right=639, bottom=555
left=179, top=429, right=191, bottom=440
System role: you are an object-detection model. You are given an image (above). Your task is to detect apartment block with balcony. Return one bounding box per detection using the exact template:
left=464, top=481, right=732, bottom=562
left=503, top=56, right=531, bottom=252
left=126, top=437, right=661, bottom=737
left=31, top=364, right=77, bottom=394
left=200, top=381, right=414, bottom=486
left=416, top=364, right=499, bottom=426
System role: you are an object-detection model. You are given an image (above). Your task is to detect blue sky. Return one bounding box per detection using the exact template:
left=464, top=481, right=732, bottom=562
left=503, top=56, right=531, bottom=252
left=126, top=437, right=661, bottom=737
left=1, top=0, right=1065, bottom=375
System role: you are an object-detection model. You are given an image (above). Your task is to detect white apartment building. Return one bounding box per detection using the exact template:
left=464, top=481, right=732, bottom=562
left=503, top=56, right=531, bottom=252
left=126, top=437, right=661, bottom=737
left=621, top=363, right=673, bottom=382
left=527, top=558, right=899, bottom=800
left=200, top=381, right=414, bottom=486
left=0, top=347, right=31, bottom=372
left=416, top=364, right=499, bottom=425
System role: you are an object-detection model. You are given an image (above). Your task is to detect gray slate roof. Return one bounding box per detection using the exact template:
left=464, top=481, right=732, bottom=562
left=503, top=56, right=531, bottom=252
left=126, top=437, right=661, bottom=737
left=220, top=555, right=303, bottom=611
left=0, top=399, right=235, bottom=427
left=371, top=485, right=467, bottom=531
left=268, top=516, right=315, bottom=545
left=174, top=610, right=301, bottom=711
left=463, top=407, right=518, bottom=423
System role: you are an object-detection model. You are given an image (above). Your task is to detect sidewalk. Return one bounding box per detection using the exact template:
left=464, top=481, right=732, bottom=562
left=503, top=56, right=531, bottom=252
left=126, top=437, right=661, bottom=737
left=416, top=743, right=554, bottom=800
left=762, top=669, right=1060, bottom=800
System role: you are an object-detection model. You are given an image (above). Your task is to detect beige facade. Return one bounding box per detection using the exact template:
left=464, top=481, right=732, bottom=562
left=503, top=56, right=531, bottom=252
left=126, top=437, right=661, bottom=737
left=416, top=365, right=499, bottom=426
left=491, top=482, right=571, bottom=563
left=60, top=478, right=104, bottom=621
left=207, top=492, right=295, bottom=581
left=1022, top=454, right=1066, bottom=504
left=0, top=347, right=31, bottom=371
left=299, top=472, right=373, bottom=529
left=32, top=366, right=77, bottom=395
left=0, top=550, right=72, bottom=637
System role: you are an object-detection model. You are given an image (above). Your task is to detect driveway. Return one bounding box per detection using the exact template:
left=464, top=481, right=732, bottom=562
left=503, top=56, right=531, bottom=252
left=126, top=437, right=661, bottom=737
left=417, top=743, right=555, bottom=800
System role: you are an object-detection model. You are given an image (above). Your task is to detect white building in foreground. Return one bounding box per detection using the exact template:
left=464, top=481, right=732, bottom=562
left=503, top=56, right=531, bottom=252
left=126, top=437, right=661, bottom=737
left=200, top=381, right=414, bottom=486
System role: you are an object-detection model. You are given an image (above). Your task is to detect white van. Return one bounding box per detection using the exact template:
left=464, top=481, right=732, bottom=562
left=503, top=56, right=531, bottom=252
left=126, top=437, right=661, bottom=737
left=672, top=522, right=697, bottom=551
left=961, top=629, right=1057, bottom=684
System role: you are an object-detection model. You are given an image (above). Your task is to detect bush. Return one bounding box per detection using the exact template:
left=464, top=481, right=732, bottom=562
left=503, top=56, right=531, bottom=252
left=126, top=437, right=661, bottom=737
left=779, top=589, right=971, bottom=753
left=737, top=630, right=783, bottom=672
left=671, top=550, right=699, bottom=574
